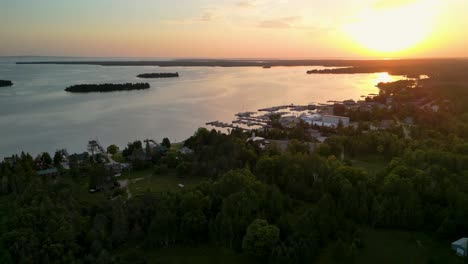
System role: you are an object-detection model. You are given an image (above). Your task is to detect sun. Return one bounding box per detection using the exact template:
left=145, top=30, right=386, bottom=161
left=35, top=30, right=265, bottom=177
left=342, top=1, right=438, bottom=54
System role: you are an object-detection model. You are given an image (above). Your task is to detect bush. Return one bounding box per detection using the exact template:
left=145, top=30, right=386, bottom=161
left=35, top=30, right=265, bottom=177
left=176, top=162, right=191, bottom=177
left=153, top=164, right=169, bottom=175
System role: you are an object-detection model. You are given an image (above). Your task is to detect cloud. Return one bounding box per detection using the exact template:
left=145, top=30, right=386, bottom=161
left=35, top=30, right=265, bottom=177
left=200, top=11, right=221, bottom=22
left=235, top=1, right=255, bottom=8
left=257, top=16, right=301, bottom=28
left=372, top=0, right=419, bottom=9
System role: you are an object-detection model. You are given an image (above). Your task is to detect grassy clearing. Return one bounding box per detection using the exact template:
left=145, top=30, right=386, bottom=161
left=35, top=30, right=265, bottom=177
left=71, top=176, right=108, bottom=205
left=171, top=142, right=184, bottom=150
left=355, top=229, right=463, bottom=264
left=121, top=169, right=207, bottom=196
left=350, top=155, right=389, bottom=174
left=117, top=243, right=255, bottom=264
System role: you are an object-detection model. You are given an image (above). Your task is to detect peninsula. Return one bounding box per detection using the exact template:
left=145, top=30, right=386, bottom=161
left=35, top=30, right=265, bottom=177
left=0, top=80, right=13, bottom=87
left=137, top=72, right=179, bottom=78
left=65, top=83, right=150, bottom=93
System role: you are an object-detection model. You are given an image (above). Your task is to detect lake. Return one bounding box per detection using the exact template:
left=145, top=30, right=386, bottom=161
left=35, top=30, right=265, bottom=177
left=0, top=58, right=404, bottom=157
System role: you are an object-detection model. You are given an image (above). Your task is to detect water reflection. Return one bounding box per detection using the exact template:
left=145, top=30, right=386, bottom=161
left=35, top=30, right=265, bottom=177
left=374, top=72, right=394, bottom=84
left=0, top=63, right=406, bottom=156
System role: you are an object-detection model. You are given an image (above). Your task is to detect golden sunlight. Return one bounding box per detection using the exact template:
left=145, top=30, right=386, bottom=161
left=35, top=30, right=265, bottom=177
left=375, top=72, right=394, bottom=84
left=342, top=0, right=438, bottom=54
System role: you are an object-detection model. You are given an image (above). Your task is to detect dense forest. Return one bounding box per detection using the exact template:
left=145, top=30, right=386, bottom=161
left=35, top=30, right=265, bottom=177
left=1, top=68, right=468, bottom=263
left=65, top=83, right=150, bottom=93
left=0, top=80, right=13, bottom=87
left=137, top=73, right=179, bottom=78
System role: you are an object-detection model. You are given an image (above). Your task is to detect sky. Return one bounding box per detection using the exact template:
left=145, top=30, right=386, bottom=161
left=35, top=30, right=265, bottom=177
left=1, top=0, right=467, bottom=58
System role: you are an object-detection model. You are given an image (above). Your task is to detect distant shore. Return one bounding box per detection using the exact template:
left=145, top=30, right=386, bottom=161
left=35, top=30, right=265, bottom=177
left=16, top=58, right=467, bottom=77
left=16, top=59, right=355, bottom=67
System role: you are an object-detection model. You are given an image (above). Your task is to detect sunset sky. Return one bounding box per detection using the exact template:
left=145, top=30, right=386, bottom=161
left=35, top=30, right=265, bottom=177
left=1, top=0, right=467, bottom=58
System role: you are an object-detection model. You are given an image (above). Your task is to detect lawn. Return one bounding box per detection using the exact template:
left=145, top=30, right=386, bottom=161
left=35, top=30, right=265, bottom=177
left=355, top=229, right=464, bottom=264
left=71, top=176, right=109, bottom=205
left=117, top=243, right=256, bottom=264
left=120, top=169, right=207, bottom=196
left=350, top=155, right=389, bottom=174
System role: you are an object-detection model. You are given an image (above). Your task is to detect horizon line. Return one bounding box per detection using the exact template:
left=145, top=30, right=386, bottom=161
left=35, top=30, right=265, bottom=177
left=2, top=55, right=468, bottom=61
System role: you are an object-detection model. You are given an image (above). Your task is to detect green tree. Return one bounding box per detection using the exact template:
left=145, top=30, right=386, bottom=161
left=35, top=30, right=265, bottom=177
left=287, top=139, right=309, bottom=154
left=176, top=162, right=191, bottom=177
left=107, top=144, right=119, bottom=155
left=41, top=152, right=53, bottom=165
left=162, top=138, right=172, bottom=149
left=242, top=219, right=280, bottom=259
left=53, top=151, right=63, bottom=166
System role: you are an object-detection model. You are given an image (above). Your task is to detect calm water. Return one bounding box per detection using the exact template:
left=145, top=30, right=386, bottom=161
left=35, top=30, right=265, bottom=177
left=0, top=58, right=403, bottom=157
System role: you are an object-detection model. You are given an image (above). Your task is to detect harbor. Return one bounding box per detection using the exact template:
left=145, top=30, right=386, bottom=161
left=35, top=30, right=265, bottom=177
left=204, top=100, right=355, bottom=131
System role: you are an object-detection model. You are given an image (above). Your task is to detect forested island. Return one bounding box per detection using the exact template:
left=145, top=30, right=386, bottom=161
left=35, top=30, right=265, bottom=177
left=137, top=72, right=179, bottom=78
left=0, top=80, right=13, bottom=87
left=2, top=61, right=468, bottom=263
left=65, top=83, right=150, bottom=93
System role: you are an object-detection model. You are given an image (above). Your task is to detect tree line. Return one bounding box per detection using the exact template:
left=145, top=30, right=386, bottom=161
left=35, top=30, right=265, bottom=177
left=137, top=73, right=179, bottom=78
left=0, top=80, right=13, bottom=87
left=65, top=83, right=150, bottom=93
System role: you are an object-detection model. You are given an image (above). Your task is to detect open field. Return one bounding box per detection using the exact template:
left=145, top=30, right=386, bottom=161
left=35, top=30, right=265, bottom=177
left=350, top=155, right=389, bottom=174
left=120, top=169, right=207, bottom=196
left=355, top=229, right=464, bottom=264
left=117, top=243, right=256, bottom=264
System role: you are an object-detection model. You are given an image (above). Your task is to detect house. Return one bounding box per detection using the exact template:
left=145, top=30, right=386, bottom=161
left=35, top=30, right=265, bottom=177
left=3, top=156, right=17, bottom=165
left=178, top=147, right=194, bottom=155
left=300, top=114, right=322, bottom=125
left=451, top=238, right=468, bottom=257
left=247, top=133, right=270, bottom=149
left=37, top=167, right=59, bottom=177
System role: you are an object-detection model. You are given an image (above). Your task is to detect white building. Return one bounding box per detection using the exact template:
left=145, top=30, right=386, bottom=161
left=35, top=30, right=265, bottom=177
left=301, top=114, right=350, bottom=128
left=322, top=115, right=350, bottom=126
left=300, top=113, right=322, bottom=125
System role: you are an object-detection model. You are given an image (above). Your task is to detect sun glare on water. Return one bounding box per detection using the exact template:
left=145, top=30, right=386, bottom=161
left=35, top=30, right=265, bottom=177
left=375, top=72, right=394, bottom=84
left=343, top=0, right=438, bottom=54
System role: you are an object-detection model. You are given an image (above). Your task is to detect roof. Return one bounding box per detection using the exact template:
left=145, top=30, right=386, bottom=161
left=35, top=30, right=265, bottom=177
left=247, top=136, right=266, bottom=143
left=322, top=114, right=349, bottom=119
left=452, top=238, right=468, bottom=248
left=37, top=168, right=58, bottom=175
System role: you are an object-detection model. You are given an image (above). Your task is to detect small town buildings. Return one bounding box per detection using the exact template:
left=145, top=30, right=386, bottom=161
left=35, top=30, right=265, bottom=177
left=300, top=114, right=322, bottom=125
left=3, top=156, right=17, bottom=165
left=299, top=113, right=350, bottom=128
left=279, top=115, right=299, bottom=128
left=343, top=99, right=356, bottom=106
left=451, top=238, right=468, bottom=257
left=318, top=105, right=334, bottom=115
left=322, top=115, right=350, bottom=126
